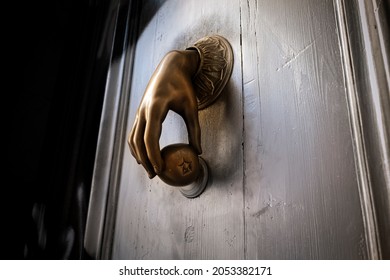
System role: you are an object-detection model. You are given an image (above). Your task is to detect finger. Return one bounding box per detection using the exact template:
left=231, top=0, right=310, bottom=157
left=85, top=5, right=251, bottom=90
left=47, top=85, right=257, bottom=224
left=183, top=106, right=202, bottom=154
left=128, top=116, right=140, bottom=163
left=133, top=114, right=156, bottom=178
left=144, top=103, right=168, bottom=174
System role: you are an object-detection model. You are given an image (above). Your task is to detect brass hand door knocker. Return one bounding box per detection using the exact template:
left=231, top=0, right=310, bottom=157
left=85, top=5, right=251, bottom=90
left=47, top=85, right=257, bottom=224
left=128, top=35, right=233, bottom=198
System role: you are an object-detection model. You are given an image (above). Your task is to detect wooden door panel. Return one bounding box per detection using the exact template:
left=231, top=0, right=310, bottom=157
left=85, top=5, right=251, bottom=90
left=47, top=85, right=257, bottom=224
left=113, top=0, right=244, bottom=260
left=84, top=0, right=390, bottom=260
left=241, top=0, right=366, bottom=259
left=106, top=0, right=369, bottom=260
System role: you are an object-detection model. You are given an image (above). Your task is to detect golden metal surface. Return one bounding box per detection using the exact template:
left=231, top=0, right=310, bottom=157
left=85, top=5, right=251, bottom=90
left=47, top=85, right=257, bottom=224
left=188, top=35, right=234, bottom=110
left=158, top=144, right=200, bottom=186
left=128, top=35, right=233, bottom=194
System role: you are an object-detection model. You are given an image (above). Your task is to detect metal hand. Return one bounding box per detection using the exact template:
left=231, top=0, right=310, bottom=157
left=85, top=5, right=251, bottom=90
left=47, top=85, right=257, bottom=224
left=128, top=50, right=202, bottom=178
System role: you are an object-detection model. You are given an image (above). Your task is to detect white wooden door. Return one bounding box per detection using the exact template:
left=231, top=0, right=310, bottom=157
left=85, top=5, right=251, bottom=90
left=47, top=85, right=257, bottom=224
left=86, top=0, right=385, bottom=259
left=115, top=0, right=244, bottom=259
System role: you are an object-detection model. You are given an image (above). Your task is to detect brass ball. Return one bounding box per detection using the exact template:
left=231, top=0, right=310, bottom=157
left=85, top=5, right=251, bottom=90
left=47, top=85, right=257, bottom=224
left=158, top=144, right=200, bottom=186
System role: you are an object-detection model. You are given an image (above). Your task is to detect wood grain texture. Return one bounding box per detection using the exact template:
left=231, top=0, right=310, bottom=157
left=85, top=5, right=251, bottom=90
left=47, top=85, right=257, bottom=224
left=241, top=0, right=367, bottom=259
left=107, top=0, right=369, bottom=259
left=112, top=0, right=244, bottom=259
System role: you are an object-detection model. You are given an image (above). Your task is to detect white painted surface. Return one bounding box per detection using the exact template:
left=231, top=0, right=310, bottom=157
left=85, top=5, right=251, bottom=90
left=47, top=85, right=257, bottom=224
left=111, top=0, right=367, bottom=259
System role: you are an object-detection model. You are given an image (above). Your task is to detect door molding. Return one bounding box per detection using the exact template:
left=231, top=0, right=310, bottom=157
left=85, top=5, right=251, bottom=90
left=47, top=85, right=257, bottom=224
left=334, top=0, right=390, bottom=259
left=84, top=0, right=141, bottom=259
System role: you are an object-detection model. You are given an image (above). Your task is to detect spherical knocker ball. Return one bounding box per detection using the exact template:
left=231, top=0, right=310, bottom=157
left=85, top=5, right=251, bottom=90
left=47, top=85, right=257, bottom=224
left=158, top=144, right=200, bottom=186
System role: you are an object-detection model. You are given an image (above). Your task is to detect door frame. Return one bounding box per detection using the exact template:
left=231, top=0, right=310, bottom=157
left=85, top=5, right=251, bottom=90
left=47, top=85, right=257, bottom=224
left=84, top=0, right=390, bottom=259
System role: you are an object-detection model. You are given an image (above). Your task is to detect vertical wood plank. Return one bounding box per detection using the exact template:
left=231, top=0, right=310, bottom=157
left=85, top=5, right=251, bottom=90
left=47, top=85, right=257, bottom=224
left=241, top=0, right=367, bottom=259
left=112, top=0, right=244, bottom=259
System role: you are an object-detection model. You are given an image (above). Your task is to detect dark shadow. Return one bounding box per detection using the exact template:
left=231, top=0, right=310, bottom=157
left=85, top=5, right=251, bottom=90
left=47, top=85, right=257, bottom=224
left=4, top=0, right=117, bottom=259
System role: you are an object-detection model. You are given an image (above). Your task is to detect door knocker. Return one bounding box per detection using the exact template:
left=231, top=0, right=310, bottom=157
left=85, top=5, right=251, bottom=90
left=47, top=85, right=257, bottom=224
left=128, top=35, right=233, bottom=198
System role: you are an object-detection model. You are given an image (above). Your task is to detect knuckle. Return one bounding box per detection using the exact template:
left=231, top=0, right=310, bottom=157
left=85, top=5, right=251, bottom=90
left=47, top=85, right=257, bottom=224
left=127, top=134, right=133, bottom=147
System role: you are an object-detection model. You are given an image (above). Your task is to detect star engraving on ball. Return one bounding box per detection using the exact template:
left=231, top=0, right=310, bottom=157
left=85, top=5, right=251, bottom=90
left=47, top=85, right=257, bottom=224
left=178, top=158, right=192, bottom=175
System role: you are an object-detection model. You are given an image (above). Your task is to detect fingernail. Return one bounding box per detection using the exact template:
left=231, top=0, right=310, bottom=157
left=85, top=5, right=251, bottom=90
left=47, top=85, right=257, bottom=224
left=153, top=165, right=161, bottom=174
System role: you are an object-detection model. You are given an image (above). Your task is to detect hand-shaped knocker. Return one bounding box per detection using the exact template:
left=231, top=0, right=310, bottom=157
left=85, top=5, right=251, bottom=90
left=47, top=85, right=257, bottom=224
left=128, top=35, right=233, bottom=198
